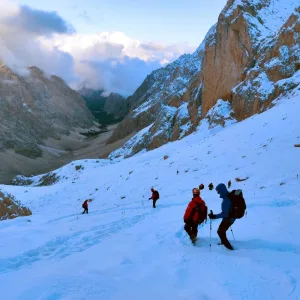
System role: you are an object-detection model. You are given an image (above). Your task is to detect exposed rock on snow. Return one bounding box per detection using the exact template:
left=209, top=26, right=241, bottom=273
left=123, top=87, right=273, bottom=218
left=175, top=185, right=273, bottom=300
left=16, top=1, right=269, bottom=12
left=204, top=99, right=236, bottom=129
left=109, top=100, right=237, bottom=160
left=0, top=191, right=31, bottom=220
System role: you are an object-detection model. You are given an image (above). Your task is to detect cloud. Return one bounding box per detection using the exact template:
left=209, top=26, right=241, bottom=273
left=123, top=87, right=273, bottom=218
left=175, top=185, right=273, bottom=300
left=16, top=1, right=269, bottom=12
left=79, top=56, right=161, bottom=96
left=49, top=31, right=196, bottom=95
left=0, top=2, right=196, bottom=96
left=0, top=0, right=76, bottom=78
left=3, top=4, right=75, bottom=36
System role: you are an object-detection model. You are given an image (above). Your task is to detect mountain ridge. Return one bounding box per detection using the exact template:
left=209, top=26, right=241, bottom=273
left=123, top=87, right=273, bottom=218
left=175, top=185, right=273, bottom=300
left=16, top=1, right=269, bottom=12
left=107, top=0, right=300, bottom=160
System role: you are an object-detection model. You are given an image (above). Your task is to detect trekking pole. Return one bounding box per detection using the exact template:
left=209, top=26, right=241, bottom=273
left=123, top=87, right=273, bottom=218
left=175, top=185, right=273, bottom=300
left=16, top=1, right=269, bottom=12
left=209, top=210, right=213, bottom=252
left=230, top=226, right=236, bottom=241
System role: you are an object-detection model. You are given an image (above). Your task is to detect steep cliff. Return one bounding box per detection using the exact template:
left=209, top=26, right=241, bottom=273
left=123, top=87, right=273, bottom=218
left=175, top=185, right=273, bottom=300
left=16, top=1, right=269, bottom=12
left=108, top=0, right=300, bottom=159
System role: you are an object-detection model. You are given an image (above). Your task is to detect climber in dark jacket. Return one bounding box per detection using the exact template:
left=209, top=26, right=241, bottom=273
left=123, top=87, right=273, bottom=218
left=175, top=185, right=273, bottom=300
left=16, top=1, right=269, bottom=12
left=208, top=183, right=235, bottom=250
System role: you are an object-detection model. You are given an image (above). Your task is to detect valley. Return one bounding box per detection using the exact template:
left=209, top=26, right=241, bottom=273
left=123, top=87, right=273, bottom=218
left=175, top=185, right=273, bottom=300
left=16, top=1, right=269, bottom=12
left=0, top=124, right=133, bottom=184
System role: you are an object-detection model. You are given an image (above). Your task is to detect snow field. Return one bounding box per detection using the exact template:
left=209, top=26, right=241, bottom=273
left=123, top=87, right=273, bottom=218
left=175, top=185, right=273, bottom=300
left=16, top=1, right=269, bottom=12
left=0, top=91, right=300, bottom=299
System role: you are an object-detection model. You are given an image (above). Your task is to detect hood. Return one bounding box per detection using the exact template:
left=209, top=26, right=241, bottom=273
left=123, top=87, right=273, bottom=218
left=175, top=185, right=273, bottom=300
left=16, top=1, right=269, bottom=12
left=216, top=183, right=229, bottom=198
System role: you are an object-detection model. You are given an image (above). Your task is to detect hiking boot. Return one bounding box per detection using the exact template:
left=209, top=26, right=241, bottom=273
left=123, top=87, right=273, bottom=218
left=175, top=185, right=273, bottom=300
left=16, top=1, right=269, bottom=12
left=223, top=243, right=234, bottom=250
left=191, top=236, right=197, bottom=245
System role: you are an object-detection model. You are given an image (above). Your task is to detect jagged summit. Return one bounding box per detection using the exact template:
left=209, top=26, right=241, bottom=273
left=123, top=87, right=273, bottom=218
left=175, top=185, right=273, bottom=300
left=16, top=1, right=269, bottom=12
left=107, top=0, right=300, bottom=160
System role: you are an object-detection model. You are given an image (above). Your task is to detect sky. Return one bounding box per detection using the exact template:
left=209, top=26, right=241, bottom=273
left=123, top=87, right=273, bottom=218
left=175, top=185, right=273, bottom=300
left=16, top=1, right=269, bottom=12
left=1, top=0, right=227, bottom=96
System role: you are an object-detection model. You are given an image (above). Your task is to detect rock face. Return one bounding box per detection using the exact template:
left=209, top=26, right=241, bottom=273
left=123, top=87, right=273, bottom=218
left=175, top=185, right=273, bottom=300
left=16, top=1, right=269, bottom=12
left=0, top=65, right=96, bottom=183
left=103, top=93, right=129, bottom=119
left=108, top=0, right=300, bottom=159
left=0, top=191, right=32, bottom=221
left=78, top=87, right=129, bottom=124
left=0, top=66, right=94, bottom=158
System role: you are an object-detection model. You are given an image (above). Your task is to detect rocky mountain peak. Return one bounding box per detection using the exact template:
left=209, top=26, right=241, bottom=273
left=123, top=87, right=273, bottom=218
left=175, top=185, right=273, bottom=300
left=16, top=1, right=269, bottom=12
left=107, top=0, right=300, bottom=160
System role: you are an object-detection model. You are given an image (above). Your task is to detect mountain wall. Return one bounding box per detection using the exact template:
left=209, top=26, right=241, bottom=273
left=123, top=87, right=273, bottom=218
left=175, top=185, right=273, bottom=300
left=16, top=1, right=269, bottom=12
left=0, top=65, right=95, bottom=182
left=79, top=88, right=129, bottom=125
left=108, top=0, right=300, bottom=159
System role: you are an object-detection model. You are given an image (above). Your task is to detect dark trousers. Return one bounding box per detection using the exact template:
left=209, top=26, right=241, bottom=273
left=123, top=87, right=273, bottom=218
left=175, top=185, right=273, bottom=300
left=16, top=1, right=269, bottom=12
left=184, top=223, right=198, bottom=241
left=217, top=219, right=234, bottom=248
left=82, top=208, right=88, bottom=214
left=153, top=199, right=157, bottom=208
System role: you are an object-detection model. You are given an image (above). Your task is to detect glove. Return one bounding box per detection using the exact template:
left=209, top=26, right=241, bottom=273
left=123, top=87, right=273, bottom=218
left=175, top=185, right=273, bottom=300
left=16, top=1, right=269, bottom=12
left=208, top=212, right=216, bottom=219
left=149, top=197, right=152, bottom=200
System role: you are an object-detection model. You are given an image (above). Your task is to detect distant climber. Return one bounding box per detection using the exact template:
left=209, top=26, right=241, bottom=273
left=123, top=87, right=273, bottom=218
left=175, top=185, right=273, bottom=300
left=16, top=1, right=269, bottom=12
left=82, top=199, right=89, bottom=214
left=228, top=180, right=231, bottom=189
left=199, top=183, right=204, bottom=190
left=208, top=183, right=235, bottom=250
left=149, top=188, right=160, bottom=208
left=183, top=188, right=207, bottom=245
left=208, top=183, right=214, bottom=190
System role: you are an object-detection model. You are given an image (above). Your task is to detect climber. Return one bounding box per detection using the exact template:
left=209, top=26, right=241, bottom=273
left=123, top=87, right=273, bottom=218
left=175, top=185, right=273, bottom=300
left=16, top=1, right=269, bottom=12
left=208, top=183, right=235, bottom=250
left=82, top=199, right=89, bottom=214
left=149, top=188, right=160, bottom=208
left=228, top=180, right=232, bottom=189
left=183, top=188, right=208, bottom=245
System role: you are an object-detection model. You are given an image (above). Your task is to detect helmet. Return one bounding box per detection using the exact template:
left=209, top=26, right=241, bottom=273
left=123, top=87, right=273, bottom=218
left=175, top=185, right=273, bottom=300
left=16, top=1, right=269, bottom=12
left=192, top=188, right=200, bottom=195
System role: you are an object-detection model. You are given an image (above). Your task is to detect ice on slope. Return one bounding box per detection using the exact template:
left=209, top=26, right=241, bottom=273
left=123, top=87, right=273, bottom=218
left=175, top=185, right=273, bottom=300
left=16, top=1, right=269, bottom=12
left=0, top=89, right=300, bottom=299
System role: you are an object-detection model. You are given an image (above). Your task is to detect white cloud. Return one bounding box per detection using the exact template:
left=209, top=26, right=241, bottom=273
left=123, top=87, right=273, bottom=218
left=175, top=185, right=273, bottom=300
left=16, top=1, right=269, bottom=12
left=0, top=0, right=76, bottom=78
left=0, top=1, right=196, bottom=96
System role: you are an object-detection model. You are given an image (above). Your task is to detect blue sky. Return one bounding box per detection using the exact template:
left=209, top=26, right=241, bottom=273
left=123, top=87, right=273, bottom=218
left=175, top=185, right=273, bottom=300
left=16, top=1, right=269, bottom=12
left=16, top=0, right=227, bottom=46
left=2, top=0, right=227, bottom=95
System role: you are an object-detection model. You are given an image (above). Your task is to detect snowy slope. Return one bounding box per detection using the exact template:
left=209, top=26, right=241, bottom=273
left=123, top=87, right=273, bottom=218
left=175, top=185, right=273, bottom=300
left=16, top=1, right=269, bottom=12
left=0, top=87, right=300, bottom=299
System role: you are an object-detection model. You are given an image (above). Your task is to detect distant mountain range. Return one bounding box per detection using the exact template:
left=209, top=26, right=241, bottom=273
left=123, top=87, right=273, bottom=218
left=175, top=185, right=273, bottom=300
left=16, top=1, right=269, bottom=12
left=78, top=87, right=129, bottom=126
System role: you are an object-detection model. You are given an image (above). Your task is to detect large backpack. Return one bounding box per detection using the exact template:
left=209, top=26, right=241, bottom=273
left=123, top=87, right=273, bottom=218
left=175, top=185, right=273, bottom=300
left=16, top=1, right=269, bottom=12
left=228, top=189, right=246, bottom=219
left=191, top=202, right=208, bottom=225
left=154, top=191, right=160, bottom=200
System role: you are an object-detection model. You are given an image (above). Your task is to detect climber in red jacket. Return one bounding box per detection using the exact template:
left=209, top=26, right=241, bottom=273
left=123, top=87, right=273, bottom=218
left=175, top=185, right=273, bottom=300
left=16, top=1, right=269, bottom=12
left=82, top=199, right=89, bottom=214
left=183, top=188, right=207, bottom=244
left=149, top=188, right=160, bottom=208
